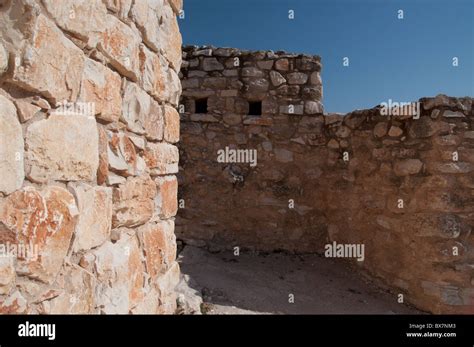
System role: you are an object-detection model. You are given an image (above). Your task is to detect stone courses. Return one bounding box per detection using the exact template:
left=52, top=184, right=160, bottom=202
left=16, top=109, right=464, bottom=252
left=178, top=46, right=474, bottom=314
left=0, top=0, right=181, bottom=314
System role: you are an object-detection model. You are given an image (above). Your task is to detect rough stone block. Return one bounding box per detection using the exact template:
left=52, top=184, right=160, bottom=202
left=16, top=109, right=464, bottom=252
left=98, top=14, right=141, bottom=81
left=79, top=58, right=122, bottom=123
left=154, top=176, right=178, bottom=219
left=25, top=114, right=99, bottom=183
left=122, top=81, right=164, bottom=140
left=144, top=143, right=179, bottom=175
left=92, top=232, right=144, bottom=313
left=0, top=186, right=78, bottom=284
left=10, top=14, right=85, bottom=103
left=139, top=221, right=176, bottom=281
left=69, top=184, right=112, bottom=252
left=0, top=95, right=24, bottom=194
left=112, top=174, right=156, bottom=228
left=42, top=0, right=108, bottom=48
left=163, top=105, right=180, bottom=143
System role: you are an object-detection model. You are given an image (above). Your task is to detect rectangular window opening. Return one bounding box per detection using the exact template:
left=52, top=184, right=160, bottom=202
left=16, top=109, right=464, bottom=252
left=248, top=101, right=262, bottom=116
left=195, top=98, right=208, bottom=114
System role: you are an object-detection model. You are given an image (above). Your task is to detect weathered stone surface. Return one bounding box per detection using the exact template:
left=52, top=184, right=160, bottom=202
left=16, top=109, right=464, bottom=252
left=257, top=60, right=273, bottom=70
left=0, top=43, right=7, bottom=75
left=374, top=122, right=388, bottom=138
left=42, top=0, right=107, bottom=48
left=388, top=125, right=403, bottom=137
left=97, top=126, right=109, bottom=185
left=310, top=72, right=322, bottom=85
left=155, top=260, right=179, bottom=313
left=335, top=125, right=351, bottom=138
left=275, top=59, right=289, bottom=71
left=242, top=67, right=263, bottom=78
left=102, top=0, right=133, bottom=18
left=0, top=95, right=24, bottom=194
left=79, top=58, right=122, bottom=123
left=92, top=232, right=144, bottom=313
left=98, top=14, right=141, bottom=80
left=442, top=110, right=465, bottom=118
left=0, top=290, right=27, bottom=314
left=202, top=77, right=227, bottom=89
left=190, top=114, right=219, bottom=122
left=179, top=48, right=474, bottom=314
left=427, top=162, right=474, bottom=174
left=139, top=220, right=176, bottom=281
left=245, top=78, right=269, bottom=94
left=269, top=71, right=286, bottom=86
left=182, top=78, right=200, bottom=89
left=287, top=72, right=308, bottom=85
left=154, top=176, right=178, bottom=219
left=305, top=101, right=323, bottom=114
left=0, top=186, right=78, bottom=284
left=106, top=132, right=143, bottom=177
left=25, top=114, right=99, bottom=183
left=327, top=139, right=339, bottom=149
left=112, top=174, right=156, bottom=228
left=274, top=148, right=293, bottom=163
left=0, top=257, right=15, bottom=295
left=223, top=114, right=242, bottom=125
left=163, top=106, right=180, bottom=143
left=434, top=134, right=462, bottom=147
left=14, top=99, right=41, bottom=123
left=139, top=45, right=181, bottom=105
left=168, top=0, right=183, bottom=14
left=202, top=58, right=224, bottom=71
left=0, top=0, right=183, bottom=316
left=9, top=14, right=85, bottom=103
left=408, top=117, right=438, bottom=138
left=393, top=159, right=423, bottom=176
left=122, top=81, right=164, bottom=140
left=138, top=45, right=166, bottom=98
left=43, top=264, right=96, bottom=314
left=69, top=184, right=112, bottom=252
left=144, top=143, right=179, bottom=175
left=422, top=94, right=457, bottom=110
left=131, top=1, right=182, bottom=70
left=343, top=111, right=367, bottom=129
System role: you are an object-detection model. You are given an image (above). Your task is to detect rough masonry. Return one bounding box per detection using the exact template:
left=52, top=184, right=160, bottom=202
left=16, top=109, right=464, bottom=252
left=0, top=0, right=182, bottom=314
left=177, top=46, right=474, bottom=314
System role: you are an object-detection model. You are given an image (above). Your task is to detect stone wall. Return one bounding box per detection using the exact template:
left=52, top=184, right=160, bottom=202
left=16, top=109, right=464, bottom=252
left=0, top=0, right=182, bottom=314
left=177, top=46, right=474, bottom=313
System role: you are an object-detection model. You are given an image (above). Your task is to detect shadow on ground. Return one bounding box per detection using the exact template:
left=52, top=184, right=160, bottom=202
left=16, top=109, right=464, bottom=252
left=177, top=245, right=421, bottom=315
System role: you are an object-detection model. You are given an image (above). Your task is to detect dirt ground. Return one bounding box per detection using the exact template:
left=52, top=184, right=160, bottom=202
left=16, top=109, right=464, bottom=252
left=177, top=245, right=421, bottom=315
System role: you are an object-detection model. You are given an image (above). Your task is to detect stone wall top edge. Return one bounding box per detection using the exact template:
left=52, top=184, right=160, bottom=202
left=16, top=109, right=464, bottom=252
left=182, top=45, right=321, bottom=61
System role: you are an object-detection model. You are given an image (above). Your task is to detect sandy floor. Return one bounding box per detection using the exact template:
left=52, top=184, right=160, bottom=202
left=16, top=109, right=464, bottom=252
left=178, top=245, right=421, bottom=315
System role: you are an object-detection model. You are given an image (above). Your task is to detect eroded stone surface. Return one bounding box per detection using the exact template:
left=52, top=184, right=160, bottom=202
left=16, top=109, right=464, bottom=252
left=92, top=232, right=144, bottom=313
left=0, top=95, right=24, bottom=194
left=112, top=175, right=156, bottom=228
left=139, top=221, right=176, bottom=281
left=69, top=184, right=112, bottom=253
left=79, top=58, right=122, bottom=123
left=10, top=14, right=85, bottom=103
left=26, top=114, right=99, bottom=183
left=144, top=143, right=179, bottom=175
left=122, top=81, right=164, bottom=140
left=0, top=186, right=78, bottom=284
left=154, top=176, right=178, bottom=219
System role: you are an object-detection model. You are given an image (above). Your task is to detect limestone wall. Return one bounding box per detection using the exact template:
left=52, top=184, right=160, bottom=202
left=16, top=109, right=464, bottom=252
left=0, top=0, right=182, bottom=314
left=177, top=46, right=474, bottom=313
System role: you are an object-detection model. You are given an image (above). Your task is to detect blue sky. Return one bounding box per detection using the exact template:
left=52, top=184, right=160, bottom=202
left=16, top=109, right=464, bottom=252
left=179, top=0, right=474, bottom=113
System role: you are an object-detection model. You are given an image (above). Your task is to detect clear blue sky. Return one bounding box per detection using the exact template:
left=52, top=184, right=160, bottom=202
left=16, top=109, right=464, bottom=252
left=179, top=0, right=474, bottom=113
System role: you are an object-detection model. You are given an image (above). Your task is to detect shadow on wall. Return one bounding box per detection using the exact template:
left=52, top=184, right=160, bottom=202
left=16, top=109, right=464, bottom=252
left=176, top=46, right=474, bottom=314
